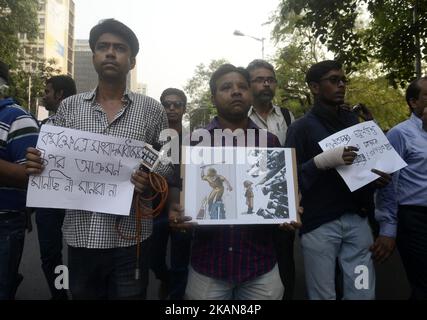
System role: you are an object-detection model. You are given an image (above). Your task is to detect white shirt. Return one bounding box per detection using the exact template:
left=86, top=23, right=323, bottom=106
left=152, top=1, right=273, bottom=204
left=248, top=105, right=295, bottom=146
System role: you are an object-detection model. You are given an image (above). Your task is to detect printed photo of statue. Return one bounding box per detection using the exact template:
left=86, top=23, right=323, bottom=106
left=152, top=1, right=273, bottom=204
left=200, top=166, right=233, bottom=220
left=243, top=180, right=254, bottom=214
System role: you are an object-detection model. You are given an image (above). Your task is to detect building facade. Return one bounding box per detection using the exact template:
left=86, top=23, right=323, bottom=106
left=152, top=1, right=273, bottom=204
left=19, top=0, right=75, bottom=76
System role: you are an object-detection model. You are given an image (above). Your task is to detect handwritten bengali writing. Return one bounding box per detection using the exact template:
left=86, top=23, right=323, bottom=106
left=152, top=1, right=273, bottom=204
left=353, top=143, right=393, bottom=163
left=74, top=159, right=123, bottom=176
left=30, top=176, right=73, bottom=193
left=363, top=139, right=378, bottom=148
left=354, top=125, right=378, bottom=139
left=78, top=181, right=117, bottom=197
left=47, top=154, right=66, bottom=169
left=353, top=153, right=368, bottom=166
left=324, top=134, right=351, bottom=149
left=40, top=131, right=144, bottom=160
left=31, top=176, right=118, bottom=198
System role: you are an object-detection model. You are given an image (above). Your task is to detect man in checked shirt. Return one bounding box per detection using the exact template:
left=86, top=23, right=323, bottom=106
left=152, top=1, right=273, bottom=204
left=169, top=64, right=301, bottom=300
left=25, top=19, right=171, bottom=300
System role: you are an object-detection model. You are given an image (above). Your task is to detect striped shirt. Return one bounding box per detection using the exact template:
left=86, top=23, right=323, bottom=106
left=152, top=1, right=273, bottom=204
left=0, top=98, right=39, bottom=213
left=53, top=88, right=171, bottom=249
left=190, top=117, right=281, bottom=283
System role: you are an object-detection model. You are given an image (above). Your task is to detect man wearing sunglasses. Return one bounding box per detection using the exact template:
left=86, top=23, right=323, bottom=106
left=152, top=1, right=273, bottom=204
left=246, top=59, right=296, bottom=300
left=285, top=60, right=391, bottom=300
left=150, top=88, right=192, bottom=300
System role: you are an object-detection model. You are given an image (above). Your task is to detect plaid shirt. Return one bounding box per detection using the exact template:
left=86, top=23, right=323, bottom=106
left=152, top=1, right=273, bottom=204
left=53, top=88, right=170, bottom=249
left=190, top=117, right=281, bottom=283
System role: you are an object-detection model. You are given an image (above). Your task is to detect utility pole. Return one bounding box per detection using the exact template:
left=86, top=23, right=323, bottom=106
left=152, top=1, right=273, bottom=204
left=28, top=75, right=32, bottom=110
left=414, top=0, right=422, bottom=79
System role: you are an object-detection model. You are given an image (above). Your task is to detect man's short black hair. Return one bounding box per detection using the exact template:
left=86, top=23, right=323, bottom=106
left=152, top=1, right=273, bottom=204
left=89, top=18, right=139, bottom=57
left=0, top=61, right=10, bottom=85
left=46, top=75, right=77, bottom=99
left=160, top=88, right=187, bottom=107
left=209, top=64, right=250, bottom=95
left=405, top=76, right=427, bottom=108
left=305, top=60, right=343, bottom=84
left=246, top=59, right=276, bottom=77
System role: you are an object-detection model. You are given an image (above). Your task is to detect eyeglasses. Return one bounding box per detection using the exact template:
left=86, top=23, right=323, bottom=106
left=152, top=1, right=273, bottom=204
left=319, top=76, right=349, bottom=85
left=250, top=77, right=277, bottom=85
left=162, top=101, right=185, bottom=109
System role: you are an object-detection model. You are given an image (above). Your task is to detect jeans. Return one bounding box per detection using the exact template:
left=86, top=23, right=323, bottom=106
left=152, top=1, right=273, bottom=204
left=185, top=264, right=284, bottom=300
left=36, top=208, right=67, bottom=300
left=68, top=239, right=151, bottom=300
left=170, top=229, right=192, bottom=300
left=397, top=206, right=427, bottom=300
left=150, top=211, right=170, bottom=283
left=301, top=213, right=375, bottom=300
left=0, top=212, right=26, bottom=300
left=150, top=210, right=192, bottom=300
left=273, top=228, right=295, bottom=300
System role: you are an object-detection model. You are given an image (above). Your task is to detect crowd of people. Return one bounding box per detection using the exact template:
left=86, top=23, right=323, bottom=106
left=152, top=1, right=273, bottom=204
left=0, top=18, right=426, bottom=300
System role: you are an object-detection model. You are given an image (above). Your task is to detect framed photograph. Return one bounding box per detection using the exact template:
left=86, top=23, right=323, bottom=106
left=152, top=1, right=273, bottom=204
left=181, top=146, right=299, bottom=225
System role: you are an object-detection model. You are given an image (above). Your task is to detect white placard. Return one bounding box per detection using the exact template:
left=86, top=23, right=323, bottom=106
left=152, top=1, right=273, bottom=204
left=183, top=146, right=299, bottom=225
left=318, top=121, right=407, bottom=192
left=26, top=125, right=149, bottom=216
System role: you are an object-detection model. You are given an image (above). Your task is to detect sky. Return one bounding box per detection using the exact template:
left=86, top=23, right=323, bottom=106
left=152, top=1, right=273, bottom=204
left=73, top=0, right=281, bottom=100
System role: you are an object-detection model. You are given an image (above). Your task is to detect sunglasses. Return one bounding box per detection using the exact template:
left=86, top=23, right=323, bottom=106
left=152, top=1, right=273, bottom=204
left=250, top=77, right=277, bottom=85
left=320, top=76, right=349, bottom=85
left=163, top=101, right=185, bottom=109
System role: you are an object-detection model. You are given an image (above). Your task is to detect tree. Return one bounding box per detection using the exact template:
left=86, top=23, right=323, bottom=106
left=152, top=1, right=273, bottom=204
left=1, top=1, right=61, bottom=115
left=271, top=25, right=408, bottom=129
left=345, top=63, right=408, bottom=130
left=11, top=58, right=61, bottom=116
left=273, top=0, right=427, bottom=87
left=184, top=59, right=228, bottom=130
left=0, top=0, right=39, bottom=68
left=273, top=28, right=327, bottom=118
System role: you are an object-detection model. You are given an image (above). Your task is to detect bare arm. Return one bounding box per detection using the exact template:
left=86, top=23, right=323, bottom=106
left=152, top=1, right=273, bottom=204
left=221, top=176, right=233, bottom=191
left=0, top=159, right=29, bottom=189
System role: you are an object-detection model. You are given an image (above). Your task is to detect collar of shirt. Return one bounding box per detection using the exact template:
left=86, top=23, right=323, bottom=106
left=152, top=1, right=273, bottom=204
left=248, top=104, right=283, bottom=119
left=82, top=87, right=134, bottom=105
left=0, top=98, right=15, bottom=108
left=204, top=116, right=260, bottom=131
left=409, top=112, right=426, bottom=132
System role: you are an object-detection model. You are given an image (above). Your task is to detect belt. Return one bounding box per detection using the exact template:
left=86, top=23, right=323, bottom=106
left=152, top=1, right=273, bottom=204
left=399, top=205, right=427, bottom=214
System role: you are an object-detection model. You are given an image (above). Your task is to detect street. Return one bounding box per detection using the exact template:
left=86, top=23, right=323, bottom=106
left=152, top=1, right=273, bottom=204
left=16, top=215, right=410, bottom=300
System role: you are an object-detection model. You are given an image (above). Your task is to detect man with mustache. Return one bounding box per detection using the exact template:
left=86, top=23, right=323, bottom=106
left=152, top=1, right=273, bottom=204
left=246, top=59, right=296, bottom=300
left=375, top=77, right=427, bottom=299
left=285, top=60, right=391, bottom=300
left=169, top=64, right=301, bottom=299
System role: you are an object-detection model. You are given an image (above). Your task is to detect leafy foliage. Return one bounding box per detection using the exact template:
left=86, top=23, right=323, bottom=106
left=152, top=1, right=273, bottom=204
left=273, top=0, right=427, bottom=87
left=271, top=27, right=408, bottom=129
left=184, top=59, right=228, bottom=129
left=1, top=0, right=60, bottom=115
left=0, top=0, right=39, bottom=68
left=10, top=58, right=61, bottom=116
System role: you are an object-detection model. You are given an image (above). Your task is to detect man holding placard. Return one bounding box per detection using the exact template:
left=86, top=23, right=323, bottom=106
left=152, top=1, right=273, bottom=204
left=285, top=60, right=391, bottom=300
left=25, top=19, right=170, bottom=300
left=170, top=64, right=301, bottom=300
